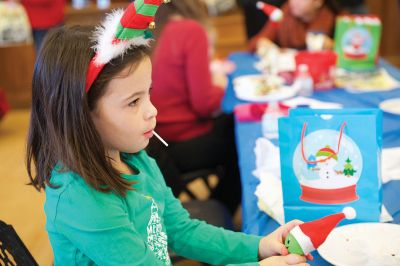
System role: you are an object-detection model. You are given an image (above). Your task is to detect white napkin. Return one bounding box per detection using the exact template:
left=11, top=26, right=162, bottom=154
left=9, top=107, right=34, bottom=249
left=253, top=137, right=394, bottom=224
left=382, top=147, right=400, bottom=184
left=253, top=138, right=284, bottom=224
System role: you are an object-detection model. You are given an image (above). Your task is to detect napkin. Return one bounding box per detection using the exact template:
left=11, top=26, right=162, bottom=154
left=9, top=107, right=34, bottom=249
left=253, top=138, right=284, bottom=224
left=382, top=147, right=400, bottom=184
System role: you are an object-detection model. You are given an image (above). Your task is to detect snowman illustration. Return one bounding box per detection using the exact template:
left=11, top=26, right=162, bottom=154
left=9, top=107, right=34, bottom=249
left=293, top=129, right=362, bottom=204
left=314, top=146, right=344, bottom=180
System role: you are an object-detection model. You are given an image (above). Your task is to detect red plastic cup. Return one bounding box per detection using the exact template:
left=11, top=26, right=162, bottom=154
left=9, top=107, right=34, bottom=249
left=295, top=51, right=337, bottom=91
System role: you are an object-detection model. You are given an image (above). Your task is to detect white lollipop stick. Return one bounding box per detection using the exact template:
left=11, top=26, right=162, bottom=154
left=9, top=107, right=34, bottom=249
left=152, top=130, right=168, bottom=147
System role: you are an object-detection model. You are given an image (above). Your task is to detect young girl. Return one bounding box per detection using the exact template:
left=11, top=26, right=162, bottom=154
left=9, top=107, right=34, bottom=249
left=26, top=1, right=309, bottom=265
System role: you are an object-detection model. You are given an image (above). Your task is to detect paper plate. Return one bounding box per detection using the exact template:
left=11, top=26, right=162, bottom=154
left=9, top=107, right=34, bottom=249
left=233, top=74, right=296, bottom=102
left=379, top=98, right=400, bottom=115
left=318, top=223, right=400, bottom=266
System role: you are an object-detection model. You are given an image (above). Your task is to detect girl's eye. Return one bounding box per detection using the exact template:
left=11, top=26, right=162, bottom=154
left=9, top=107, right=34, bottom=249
left=128, top=98, right=139, bottom=107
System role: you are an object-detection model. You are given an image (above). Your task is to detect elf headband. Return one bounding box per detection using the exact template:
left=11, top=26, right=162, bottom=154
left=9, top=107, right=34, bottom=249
left=85, top=0, right=171, bottom=92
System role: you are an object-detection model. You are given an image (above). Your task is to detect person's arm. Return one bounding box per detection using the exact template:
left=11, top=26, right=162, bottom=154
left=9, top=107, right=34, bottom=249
left=248, top=19, right=279, bottom=52
left=142, top=154, right=262, bottom=265
left=53, top=181, right=165, bottom=266
left=163, top=185, right=262, bottom=264
left=183, top=22, right=224, bottom=118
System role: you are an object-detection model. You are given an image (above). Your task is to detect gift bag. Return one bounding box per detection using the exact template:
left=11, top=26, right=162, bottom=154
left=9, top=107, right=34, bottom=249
left=334, top=15, right=382, bottom=71
left=279, top=109, right=382, bottom=223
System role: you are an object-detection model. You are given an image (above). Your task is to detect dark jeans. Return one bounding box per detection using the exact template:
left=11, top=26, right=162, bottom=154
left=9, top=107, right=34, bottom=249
left=147, top=114, right=242, bottom=214
left=32, top=24, right=63, bottom=55
left=32, top=29, right=48, bottom=54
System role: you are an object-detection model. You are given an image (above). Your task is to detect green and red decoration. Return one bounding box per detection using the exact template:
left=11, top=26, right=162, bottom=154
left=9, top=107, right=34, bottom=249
left=86, top=0, right=171, bottom=92
left=285, top=207, right=356, bottom=256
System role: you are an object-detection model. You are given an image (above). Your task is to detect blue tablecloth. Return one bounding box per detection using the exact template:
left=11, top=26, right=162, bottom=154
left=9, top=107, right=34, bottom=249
left=221, top=52, right=400, bottom=265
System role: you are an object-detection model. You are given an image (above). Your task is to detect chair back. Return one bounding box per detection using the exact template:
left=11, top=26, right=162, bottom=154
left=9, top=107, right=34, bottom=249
left=0, top=221, right=38, bottom=266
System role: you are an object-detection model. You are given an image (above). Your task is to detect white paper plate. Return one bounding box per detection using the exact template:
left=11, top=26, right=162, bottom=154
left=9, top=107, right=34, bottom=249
left=379, top=98, right=400, bottom=115
left=318, top=223, right=400, bottom=266
left=233, top=74, right=296, bottom=102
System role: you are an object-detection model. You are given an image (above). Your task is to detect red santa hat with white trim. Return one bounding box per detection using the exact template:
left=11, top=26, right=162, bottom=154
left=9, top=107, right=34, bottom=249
left=290, top=207, right=356, bottom=254
left=85, top=0, right=171, bottom=92
left=256, top=1, right=283, bottom=22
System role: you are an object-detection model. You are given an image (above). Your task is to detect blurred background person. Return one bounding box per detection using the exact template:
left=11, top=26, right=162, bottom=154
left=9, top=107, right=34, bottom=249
left=248, top=0, right=340, bottom=51
left=148, top=0, right=241, bottom=214
left=9, top=0, right=65, bottom=53
left=236, top=0, right=286, bottom=39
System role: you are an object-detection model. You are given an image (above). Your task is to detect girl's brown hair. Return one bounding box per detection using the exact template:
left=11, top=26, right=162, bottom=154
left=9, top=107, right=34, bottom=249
left=154, top=0, right=209, bottom=39
left=26, top=26, right=150, bottom=196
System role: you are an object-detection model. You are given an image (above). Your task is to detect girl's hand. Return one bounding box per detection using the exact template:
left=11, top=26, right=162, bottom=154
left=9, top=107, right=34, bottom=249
left=258, top=219, right=304, bottom=259
left=259, top=254, right=310, bottom=266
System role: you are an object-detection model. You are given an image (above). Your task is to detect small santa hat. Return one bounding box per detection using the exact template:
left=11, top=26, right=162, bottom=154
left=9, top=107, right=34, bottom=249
left=316, top=146, right=338, bottom=161
left=86, top=0, right=171, bottom=92
left=256, top=1, right=283, bottom=22
left=290, top=207, right=356, bottom=254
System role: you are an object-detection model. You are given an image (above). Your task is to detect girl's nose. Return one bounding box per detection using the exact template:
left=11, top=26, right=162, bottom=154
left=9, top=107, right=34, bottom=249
left=146, top=100, right=157, bottom=120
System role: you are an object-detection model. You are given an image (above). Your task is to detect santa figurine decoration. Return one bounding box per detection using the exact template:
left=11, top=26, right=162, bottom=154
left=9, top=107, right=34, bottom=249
left=285, top=207, right=356, bottom=256
left=256, top=1, right=283, bottom=22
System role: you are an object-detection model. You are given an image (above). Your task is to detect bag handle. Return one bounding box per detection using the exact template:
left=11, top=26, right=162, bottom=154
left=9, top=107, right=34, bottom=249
left=301, top=122, right=347, bottom=164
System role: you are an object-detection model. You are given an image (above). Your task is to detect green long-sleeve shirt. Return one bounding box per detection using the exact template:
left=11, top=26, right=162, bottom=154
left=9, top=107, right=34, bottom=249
left=45, top=150, right=262, bottom=265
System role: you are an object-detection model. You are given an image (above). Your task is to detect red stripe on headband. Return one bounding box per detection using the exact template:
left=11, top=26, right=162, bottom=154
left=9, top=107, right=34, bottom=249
left=119, top=4, right=137, bottom=28
left=85, top=55, right=105, bottom=92
left=145, top=0, right=164, bottom=5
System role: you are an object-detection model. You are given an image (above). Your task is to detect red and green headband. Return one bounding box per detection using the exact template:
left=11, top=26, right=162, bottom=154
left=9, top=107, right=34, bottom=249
left=85, top=0, right=170, bottom=92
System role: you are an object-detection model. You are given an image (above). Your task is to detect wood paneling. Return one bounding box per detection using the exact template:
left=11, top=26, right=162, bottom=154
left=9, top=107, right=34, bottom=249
left=210, top=8, right=248, bottom=58
left=0, top=43, right=35, bottom=108
left=366, top=0, right=400, bottom=67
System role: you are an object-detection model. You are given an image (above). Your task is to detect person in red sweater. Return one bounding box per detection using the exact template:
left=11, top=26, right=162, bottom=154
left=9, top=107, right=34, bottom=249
left=10, top=0, right=65, bottom=52
left=148, top=0, right=241, bottom=214
left=248, top=0, right=338, bottom=51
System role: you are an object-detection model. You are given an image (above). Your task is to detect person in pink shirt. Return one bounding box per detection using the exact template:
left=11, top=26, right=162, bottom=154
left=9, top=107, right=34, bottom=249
left=148, top=0, right=241, bottom=214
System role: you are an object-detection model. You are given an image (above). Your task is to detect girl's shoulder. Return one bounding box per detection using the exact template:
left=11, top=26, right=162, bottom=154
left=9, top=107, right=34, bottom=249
left=45, top=165, right=127, bottom=226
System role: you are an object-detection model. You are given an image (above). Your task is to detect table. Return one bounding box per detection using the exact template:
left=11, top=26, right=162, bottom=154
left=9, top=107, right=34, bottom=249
left=221, top=52, right=400, bottom=265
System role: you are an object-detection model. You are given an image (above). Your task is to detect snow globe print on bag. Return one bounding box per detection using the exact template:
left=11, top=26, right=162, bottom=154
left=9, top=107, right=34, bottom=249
left=278, top=109, right=382, bottom=224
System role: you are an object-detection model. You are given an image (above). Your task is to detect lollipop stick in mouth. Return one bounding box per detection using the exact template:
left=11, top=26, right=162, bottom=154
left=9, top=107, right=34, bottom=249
left=152, top=131, right=168, bottom=147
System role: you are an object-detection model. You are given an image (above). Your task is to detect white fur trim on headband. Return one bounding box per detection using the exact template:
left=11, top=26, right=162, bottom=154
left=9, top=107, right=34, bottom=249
left=91, top=9, right=151, bottom=66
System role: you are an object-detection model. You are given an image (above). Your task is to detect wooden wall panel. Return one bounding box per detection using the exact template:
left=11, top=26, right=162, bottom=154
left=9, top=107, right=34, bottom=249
left=367, top=0, right=400, bottom=67
left=0, top=43, right=35, bottom=108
